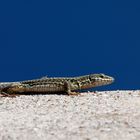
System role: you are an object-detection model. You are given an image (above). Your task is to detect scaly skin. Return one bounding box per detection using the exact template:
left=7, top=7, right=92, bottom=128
left=0, top=73, right=114, bottom=96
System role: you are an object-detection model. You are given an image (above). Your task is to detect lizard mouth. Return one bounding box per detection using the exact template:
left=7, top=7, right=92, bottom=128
left=97, top=76, right=114, bottom=86
left=80, top=76, right=114, bottom=89
left=91, top=75, right=114, bottom=87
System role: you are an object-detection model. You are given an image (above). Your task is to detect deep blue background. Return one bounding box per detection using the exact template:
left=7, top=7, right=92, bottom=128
left=0, top=0, right=140, bottom=90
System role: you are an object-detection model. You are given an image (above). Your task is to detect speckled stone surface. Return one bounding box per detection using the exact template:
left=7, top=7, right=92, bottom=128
left=0, top=90, right=140, bottom=140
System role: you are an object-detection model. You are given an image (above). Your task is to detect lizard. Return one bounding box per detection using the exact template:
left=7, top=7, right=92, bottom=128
left=0, top=73, right=114, bottom=96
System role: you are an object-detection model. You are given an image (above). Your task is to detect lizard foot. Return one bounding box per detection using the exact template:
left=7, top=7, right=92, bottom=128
left=68, top=91, right=81, bottom=96
left=0, top=92, right=20, bottom=98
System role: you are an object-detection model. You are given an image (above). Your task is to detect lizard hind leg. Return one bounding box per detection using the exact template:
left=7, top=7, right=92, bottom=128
left=0, top=83, right=25, bottom=97
left=64, top=81, right=79, bottom=95
left=0, top=91, right=20, bottom=97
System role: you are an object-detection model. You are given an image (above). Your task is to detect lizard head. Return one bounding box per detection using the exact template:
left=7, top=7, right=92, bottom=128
left=89, top=73, right=114, bottom=87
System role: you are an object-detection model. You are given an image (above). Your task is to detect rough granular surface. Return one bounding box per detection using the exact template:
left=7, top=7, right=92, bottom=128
left=0, top=90, right=140, bottom=140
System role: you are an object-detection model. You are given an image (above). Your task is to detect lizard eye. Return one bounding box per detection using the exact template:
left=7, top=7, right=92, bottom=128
left=99, top=74, right=104, bottom=78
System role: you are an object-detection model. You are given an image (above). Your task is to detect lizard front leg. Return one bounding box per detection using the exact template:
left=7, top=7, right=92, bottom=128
left=64, top=81, right=80, bottom=95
